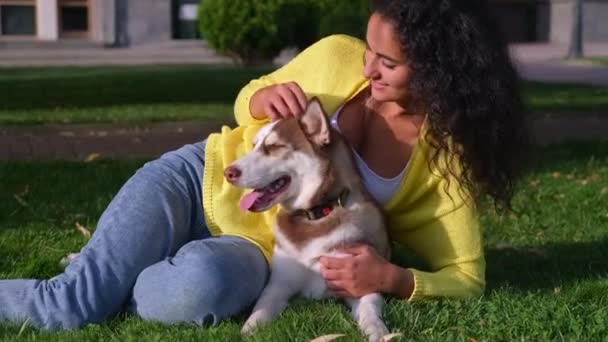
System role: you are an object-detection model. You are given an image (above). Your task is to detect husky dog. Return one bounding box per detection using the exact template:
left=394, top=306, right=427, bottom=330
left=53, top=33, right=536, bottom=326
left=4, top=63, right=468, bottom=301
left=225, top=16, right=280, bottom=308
left=224, top=98, right=391, bottom=342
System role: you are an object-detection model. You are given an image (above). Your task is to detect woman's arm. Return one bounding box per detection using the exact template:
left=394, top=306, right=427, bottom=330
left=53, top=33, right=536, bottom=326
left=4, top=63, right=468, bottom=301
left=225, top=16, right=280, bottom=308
left=393, top=201, right=486, bottom=301
left=320, top=201, right=485, bottom=301
left=320, top=245, right=415, bottom=299
left=233, top=34, right=368, bottom=126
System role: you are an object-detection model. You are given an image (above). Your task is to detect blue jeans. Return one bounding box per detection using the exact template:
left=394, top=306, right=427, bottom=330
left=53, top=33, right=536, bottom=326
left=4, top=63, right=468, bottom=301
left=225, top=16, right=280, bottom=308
left=0, top=141, right=269, bottom=330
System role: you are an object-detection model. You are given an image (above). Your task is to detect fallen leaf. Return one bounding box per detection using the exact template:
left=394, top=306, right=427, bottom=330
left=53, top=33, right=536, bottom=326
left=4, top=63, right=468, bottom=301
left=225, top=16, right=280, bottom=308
left=309, top=334, right=345, bottom=342
left=84, top=153, right=101, bottom=162
left=384, top=333, right=404, bottom=341
left=552, top=172, right=561, bottom=178
left=601, top=187, right=608, bottom=194
left=13, top=185, right=30, bottom=207
left=16, top=184, right=30, bottom=197
left=75, top=222, right=92, bottom=238
left=14, top=194, right=28, bottom=207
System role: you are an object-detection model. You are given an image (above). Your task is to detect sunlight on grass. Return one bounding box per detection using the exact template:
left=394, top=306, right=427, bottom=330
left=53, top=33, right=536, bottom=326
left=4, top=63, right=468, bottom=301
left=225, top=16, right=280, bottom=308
left=0, top=65, right=271, bottom=125
left=0, top=66, right=607, bottom=125
left=1, top=142, right=607, bottom=340
left=587, top=57, right=608, bottom=66
left=0, top=103, right=234, bottom=125
left=524, top=81, right=608, bottom=113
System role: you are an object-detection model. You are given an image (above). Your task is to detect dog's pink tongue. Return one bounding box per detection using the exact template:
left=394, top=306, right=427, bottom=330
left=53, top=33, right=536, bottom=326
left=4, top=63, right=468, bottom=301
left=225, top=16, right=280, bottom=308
left=240, top=191, right=263, bottom=212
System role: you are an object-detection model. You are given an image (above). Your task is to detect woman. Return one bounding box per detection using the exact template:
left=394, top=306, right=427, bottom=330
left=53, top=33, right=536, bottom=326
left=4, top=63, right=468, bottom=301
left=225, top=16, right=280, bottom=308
left=0, top=0, right=528, bottom=330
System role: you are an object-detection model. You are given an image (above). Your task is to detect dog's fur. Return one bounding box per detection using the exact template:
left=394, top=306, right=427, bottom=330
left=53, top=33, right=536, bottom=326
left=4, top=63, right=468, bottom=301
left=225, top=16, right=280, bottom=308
left=224, top=99, right=391, bottom=342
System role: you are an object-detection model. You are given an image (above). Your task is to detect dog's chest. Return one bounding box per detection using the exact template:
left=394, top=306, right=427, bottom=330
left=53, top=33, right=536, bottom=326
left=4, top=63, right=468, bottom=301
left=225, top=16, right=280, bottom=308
left=276, top=221, right=362, bottom=264
left=273, top=246, right=345, bottom=300
left=272, top=224, right=370, bottom=299
left=271, top=203, right=388, bottom=299
left=300, top=268, right=331, bottom=299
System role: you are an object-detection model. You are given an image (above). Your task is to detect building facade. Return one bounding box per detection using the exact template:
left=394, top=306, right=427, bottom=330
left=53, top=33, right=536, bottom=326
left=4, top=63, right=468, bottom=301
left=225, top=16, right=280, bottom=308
left=1, top=0, right=607, bottom=47
left=0, top=0, right=199, bottom=46
left=491, top=0, right=608, bottom=44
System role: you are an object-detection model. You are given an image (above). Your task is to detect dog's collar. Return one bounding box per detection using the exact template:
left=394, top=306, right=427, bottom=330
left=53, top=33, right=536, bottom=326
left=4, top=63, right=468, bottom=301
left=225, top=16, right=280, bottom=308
left=296, top=189, right=350, bottom=221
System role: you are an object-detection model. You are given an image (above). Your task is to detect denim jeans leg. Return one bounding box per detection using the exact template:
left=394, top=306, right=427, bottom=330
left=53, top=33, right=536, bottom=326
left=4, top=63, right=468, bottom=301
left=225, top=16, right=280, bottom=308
left=0, top=141, right=208, bottom=330
left=131, top=235, right=269, bottom=326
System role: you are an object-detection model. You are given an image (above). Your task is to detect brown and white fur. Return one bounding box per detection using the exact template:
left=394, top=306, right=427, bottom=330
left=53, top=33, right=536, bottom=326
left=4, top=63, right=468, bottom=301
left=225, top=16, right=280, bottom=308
left=224, top=98, right=391, bottom=342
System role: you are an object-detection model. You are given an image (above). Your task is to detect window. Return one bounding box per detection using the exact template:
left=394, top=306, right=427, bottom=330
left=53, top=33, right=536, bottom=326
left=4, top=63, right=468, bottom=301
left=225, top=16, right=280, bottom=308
left=59, top=0, right=89, bottom=37
left=0, top=1, right=36, bottom=36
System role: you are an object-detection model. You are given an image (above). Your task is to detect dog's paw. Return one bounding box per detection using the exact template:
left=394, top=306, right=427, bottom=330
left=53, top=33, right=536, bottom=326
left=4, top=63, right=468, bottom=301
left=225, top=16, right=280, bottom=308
left=241, top=310, right=275, bottom=336
left=361, top=320, right=390, bottom=342
left=240, top=320, right=258, bottom=336
left=241, top=314, right=263, bottom=336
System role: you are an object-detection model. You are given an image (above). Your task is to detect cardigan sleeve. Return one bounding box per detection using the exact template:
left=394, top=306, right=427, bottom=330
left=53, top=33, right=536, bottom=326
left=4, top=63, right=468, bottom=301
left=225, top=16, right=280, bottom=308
left=233, top=34, right=368, bottom=126
left=401, top=200, right=486, bottom=301
left=385, top=138, right=485, bottom=301
left=383, top=132, right=486, bottom=301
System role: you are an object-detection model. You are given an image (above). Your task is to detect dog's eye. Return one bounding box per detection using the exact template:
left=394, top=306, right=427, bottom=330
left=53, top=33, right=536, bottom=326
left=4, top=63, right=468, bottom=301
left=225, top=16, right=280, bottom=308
left=264, top=143, right=286, bottom=153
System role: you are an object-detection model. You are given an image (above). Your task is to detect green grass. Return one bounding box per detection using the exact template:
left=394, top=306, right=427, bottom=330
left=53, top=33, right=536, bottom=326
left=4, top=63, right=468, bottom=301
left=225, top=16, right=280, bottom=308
left=587, top=57, right=608, bottom=66
left=524, top=81, right=608, bottom=113
left=0, top=65, right=272, bottom=125
left=0, top=66, right=607, bottom=126
left=1, top=142, right=607, bottom=341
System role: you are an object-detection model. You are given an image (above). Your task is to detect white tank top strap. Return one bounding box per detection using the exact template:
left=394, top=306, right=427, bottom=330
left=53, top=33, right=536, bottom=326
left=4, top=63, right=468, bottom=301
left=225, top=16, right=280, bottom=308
left=329, top=105, right=407, bottom=205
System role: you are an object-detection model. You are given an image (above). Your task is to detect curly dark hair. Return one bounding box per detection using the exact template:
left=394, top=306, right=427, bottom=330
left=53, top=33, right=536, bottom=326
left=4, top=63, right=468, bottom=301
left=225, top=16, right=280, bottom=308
left=370, top=0, right=531, bottom=210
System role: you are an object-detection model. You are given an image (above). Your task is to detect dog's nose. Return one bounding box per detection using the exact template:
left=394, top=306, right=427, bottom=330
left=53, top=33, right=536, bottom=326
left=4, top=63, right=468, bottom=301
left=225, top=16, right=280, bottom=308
left=224, top=165, right=242, bottom=183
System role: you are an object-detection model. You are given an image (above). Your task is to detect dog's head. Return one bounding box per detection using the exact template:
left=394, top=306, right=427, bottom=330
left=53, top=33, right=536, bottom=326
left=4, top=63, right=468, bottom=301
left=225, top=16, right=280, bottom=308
left=225, top=98, right=335, bottom=212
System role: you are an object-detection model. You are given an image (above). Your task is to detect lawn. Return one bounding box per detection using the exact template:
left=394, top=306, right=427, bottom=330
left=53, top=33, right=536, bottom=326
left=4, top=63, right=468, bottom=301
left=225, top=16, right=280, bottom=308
left=587, top=57, right=608, bottom=66
left=0, top=141, right=607, bottom=341
left=1, top=65, right=607, bottom=126
left=0, top=65, right=272, bottom=125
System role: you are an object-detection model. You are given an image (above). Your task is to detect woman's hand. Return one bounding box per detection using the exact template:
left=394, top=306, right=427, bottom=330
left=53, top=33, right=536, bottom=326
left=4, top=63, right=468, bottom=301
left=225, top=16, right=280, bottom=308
left=319, top=244, right=415, bottom=299
left=249, top=82, right=308, bottom=121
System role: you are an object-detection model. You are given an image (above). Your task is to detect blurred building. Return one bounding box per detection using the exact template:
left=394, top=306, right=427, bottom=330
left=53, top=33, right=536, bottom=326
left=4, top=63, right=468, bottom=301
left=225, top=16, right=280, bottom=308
left=1, top=0, right=606, bottom=46
left=491, top=0, right=608, bottom=44
left=0, top=0, right=200, bottom=47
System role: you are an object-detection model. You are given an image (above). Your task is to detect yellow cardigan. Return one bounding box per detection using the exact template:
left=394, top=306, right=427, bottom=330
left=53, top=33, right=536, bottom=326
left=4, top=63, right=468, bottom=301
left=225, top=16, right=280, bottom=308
left=203, top=34, right=485, bottom=301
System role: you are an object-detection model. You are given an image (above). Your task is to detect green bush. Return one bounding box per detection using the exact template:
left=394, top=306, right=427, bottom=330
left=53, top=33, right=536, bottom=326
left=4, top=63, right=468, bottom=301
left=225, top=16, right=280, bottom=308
left=198, top=0, right=282, bottom=65
left=276, top=0, right=322, bottom=50
left=198, top=0, right=369, bottom=65
left=318, top=0, right=369, bottom=39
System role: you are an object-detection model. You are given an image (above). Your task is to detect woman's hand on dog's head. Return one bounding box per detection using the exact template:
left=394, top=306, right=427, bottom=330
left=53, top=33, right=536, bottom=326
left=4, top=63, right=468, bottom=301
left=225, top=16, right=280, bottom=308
left=250, top=82, right=308, bottom=121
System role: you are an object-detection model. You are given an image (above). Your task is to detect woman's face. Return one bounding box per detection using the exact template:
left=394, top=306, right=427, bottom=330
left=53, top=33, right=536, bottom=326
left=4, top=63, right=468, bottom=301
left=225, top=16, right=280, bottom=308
left=363, top=12, right=410, bottom=103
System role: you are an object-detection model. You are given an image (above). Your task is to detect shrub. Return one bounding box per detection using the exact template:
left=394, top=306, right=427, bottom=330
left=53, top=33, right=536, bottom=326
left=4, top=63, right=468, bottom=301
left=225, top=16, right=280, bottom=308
left=198, top=0, right=282, bottom=65
left=276, top=0, right=322, bottom=50
left=199, top=0, right=323, bottom=65
left=318, top=0, right=369, bottom=40
left=198, top=0, right=369, bottom=65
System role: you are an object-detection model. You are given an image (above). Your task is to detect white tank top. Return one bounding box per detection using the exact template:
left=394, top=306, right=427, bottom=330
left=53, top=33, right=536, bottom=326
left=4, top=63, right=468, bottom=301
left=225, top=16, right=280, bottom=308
left=330, top=105, right=407, bottom=205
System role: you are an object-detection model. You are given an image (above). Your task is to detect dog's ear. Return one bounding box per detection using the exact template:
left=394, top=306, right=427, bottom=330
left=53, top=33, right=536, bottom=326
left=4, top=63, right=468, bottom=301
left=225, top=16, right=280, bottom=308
left=299, top=98, right=330, bottom=147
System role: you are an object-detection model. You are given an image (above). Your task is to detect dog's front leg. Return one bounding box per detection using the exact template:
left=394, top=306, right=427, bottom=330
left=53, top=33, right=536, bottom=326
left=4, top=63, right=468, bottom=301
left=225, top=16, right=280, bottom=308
left=346, top=293, right=389, bottom=342
left=241, top=274, right=296, bottom=335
